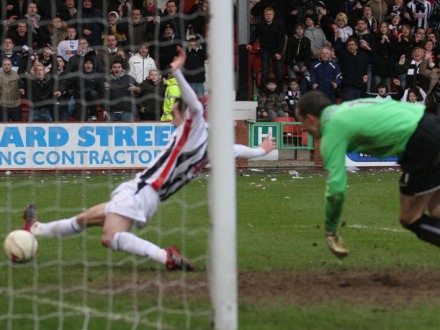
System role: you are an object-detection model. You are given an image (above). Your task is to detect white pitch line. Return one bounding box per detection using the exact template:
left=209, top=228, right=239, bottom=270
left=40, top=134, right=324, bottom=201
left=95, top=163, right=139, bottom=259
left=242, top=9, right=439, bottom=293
left=348, top=224, right=405, bottom=233
left=290, top=224, right=405, bottom=233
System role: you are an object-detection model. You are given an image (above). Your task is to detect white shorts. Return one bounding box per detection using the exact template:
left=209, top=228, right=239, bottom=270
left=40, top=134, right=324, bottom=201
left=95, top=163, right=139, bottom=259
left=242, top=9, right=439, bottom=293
left=105, top=180, right=160, bottom=228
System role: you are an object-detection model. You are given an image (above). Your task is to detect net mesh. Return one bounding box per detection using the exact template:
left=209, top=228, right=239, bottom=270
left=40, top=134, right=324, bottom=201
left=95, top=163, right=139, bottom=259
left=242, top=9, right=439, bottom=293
left=0, top=0, right=212, bottom=328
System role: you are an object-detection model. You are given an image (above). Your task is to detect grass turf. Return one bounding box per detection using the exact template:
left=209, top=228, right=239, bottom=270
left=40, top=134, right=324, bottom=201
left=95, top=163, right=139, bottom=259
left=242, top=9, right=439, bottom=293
left=2, top=170, right=440, bottom=329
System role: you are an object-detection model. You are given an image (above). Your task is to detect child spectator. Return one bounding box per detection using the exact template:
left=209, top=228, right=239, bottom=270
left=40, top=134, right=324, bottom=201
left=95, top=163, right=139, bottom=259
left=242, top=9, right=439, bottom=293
left=258, top=80, right=289, bottom=121
left=402, top=86, right=427, bottom=103
left=284, top=79, right=302, bottom=117
left=284, top=22, right=311, bottom=94
left=362, top=76, right=404, bottom=100
left=388, top=13, right=402, bottom=40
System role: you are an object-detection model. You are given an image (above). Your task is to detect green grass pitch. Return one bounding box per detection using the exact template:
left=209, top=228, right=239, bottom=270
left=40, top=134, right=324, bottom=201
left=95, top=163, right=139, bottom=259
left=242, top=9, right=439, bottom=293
left=2, top=170, right=440, bottom=329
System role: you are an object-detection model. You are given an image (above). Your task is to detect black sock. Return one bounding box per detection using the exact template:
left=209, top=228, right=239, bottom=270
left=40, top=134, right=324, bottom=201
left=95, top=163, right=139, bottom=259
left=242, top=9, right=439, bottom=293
left=404, top=214, right=440, bottom=247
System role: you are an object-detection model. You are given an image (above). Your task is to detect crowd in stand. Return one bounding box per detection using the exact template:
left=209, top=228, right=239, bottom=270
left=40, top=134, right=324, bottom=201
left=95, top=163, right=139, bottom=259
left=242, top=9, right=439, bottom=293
left=249, top=0, right=440, bottom=121
left=0, top=0, right=208, bottom=122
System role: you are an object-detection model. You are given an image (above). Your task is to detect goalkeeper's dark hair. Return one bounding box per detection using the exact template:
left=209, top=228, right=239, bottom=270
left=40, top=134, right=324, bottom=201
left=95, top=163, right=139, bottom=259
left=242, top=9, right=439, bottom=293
left=296, top=91, right=332, bottom=118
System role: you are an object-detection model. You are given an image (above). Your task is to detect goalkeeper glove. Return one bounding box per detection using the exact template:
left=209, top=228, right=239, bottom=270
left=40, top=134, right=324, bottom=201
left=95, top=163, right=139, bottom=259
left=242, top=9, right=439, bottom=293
left=325, top=232, right=349, bottom=260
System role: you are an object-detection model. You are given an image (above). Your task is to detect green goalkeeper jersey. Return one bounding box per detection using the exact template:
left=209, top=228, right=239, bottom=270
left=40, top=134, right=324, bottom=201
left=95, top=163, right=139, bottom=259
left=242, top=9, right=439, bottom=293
left=320, top=98, right=425, bottom=232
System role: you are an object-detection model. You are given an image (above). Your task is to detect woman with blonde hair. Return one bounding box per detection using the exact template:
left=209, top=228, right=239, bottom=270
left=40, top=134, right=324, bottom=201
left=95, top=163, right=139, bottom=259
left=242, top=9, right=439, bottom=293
left=333, top=12, right=353, bottom=43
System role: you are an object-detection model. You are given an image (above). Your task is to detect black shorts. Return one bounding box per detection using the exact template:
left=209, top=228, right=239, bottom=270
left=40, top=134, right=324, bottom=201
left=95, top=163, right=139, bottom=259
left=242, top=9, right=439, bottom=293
left=399, top=113, right=440, bottom=196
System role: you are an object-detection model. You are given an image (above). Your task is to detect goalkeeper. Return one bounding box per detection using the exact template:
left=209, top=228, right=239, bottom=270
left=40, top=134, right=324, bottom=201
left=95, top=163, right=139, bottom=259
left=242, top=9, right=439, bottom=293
left=21, top=46, right=276, bottom=271
left=296, top=91, right=440, bottom=259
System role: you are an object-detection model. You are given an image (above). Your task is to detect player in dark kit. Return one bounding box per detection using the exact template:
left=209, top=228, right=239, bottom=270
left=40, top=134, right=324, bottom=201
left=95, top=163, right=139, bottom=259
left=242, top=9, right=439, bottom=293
left=296, top=91, right=440, bottom=259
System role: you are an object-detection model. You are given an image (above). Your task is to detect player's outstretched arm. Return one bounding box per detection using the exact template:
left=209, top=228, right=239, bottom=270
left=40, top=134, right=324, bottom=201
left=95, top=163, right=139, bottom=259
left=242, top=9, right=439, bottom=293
left=258, top=133, right=277, bottom=155
left=170, top=46, right=186, bottom=71
left=172, top=46, right=203, bottom=115
left=233, top=134, right=276, bottom=159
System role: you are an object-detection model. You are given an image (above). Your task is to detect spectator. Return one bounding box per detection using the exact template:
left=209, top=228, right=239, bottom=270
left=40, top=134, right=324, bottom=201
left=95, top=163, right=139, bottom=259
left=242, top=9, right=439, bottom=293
left=246, top=7, right=286, bottom=90
left=388, top=13, right=402, bottom=40
left=107, top=11, right=127, bottom=47
left=334, top=36, right=373, bottom=101
left=160, top=0, right=186, bottom=37
left=155, top=23, right=182, bottom=71
left=18, top=48, right=39, bottom=76
left=24, top=63, right=56, bottom=122
left=353, top=17, right=376, bottom=92
left=363, top=76, right=404, bottom=99
left=186, top=0, right=208, bottom=38
left=387, top=0, right=413, bottom=25
left=427, top=32, right=440, bottom=62
left=7, top=21, right=30, bottom=49
left=284, top=22, right=311, bottom=94
left=117, top=8, right=154, bottom=53
left=65, top=37, right=104, bottom=74
left=430, top=0, right=440, bottom=33
left=56, top=58, right=105, bottom=122
left=423, top=40, right=437, bottom=66
left=98, top=34, right=122, bottom=72
left=307, top=46, right=342, bottom=104
left=407, top=0, right=432, bottom=31
left=250, top=0, right=289, bottom=29
left=115, top=49, right=130, bottom=72
left=0, top=58, right=25, bottom=122
left=183, top=37, right=207, bottom=98
left=362, top=4, right=379, bottom=33
left=303, top=14, right=327, bottom=61
left=77, top=0, right=106, bottom=48
left=395, top=23, right=415, bottom=61
left=23, top=2, right=49, bottom=49
left=39, top=47, right=55, bottom=75
left=5, top=0, right=30, bottom=19
left=130, top=69, right=166, bottom=121
left=284, top=0, right=303, bottom=37
left=0, top=38, right=22, bottom=72
left=333, top=12, right=353, bottom=43
left=103, top=60, right=138, bottom=122
left=366, top=0, right=388, bottom=25
left=37, top=0, right=69, bottom=21
left=57, top=26, right=79, bottom=62
left=414, top=27, right=427, bottom=47
left=141, top=0, right=162, bottom=20
left=128, top=43, right=157, bottom=84
left=60, top=0, right=78, bottom=27
left=395, top=46, right=429, bottom=91
left=257, top=79, right=289, bottom=121
left=419, top=51, right=440, bottom=114
left=401, top=86, right=426, bottom=103
left=47, top=16, right=68, bottom=49
left=373, top=21, right=397, bottom=90
left=53, top=55, right=73, bottom=121
left=160, top=69, right=181, bottom=122
left=284, top=78, right=302, bottom=117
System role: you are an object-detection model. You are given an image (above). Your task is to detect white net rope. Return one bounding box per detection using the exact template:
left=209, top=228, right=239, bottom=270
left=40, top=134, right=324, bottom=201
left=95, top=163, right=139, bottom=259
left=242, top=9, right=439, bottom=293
left=0, top=173, right=210, bottom=329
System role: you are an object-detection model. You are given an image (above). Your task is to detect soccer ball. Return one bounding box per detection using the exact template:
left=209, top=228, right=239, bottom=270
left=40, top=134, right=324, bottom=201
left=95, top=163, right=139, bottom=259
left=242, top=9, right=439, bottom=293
left=3, top=230, right=38, bottom=263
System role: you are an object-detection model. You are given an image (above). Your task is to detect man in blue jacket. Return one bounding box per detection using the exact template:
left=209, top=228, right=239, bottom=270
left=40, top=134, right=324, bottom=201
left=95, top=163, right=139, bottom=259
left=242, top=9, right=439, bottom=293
left=307, top=46, right=342, bottom=103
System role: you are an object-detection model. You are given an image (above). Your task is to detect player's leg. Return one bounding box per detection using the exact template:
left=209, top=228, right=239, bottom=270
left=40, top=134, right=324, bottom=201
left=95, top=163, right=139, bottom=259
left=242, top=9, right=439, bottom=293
left=427, top=190, right=440, bottom=218
left=102, top=212, right=196, bottom=271
left=398, top=112, right=440, bottom=246
left=400, top=191, right=440, bottom=246
left=23, top=203, right=107, bottom=237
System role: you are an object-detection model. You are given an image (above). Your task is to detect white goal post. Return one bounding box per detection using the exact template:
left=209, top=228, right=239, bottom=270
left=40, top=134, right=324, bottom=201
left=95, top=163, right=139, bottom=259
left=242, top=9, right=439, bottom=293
left=208, top=0, right=238, bottom=329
